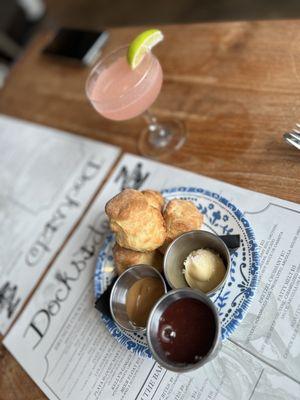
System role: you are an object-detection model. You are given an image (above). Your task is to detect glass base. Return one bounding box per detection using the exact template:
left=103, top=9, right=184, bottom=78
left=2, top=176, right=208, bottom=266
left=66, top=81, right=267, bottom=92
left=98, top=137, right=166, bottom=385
left=138, top=118, right=186, bottom=159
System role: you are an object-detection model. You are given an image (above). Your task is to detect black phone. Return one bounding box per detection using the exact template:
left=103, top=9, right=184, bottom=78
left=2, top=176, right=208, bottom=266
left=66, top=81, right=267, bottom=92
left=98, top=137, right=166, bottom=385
left=43, top=28, right=109, bottom=65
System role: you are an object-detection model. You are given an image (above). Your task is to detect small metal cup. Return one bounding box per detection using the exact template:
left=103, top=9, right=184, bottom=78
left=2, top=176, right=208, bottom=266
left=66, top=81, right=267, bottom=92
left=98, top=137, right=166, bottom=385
left=147, top=288, right=221, bottom=372
left=164, top=230, right=231, bottom=295
left=110, top=265, right=167, bottom=332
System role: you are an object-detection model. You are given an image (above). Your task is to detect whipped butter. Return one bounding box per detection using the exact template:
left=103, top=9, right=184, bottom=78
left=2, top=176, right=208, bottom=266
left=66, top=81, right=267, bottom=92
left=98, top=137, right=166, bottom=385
left=183, top=249, right=226, bottom=293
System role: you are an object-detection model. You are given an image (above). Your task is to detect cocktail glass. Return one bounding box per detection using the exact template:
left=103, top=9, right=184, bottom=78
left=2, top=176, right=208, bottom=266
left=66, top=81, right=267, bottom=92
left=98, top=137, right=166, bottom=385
left=85, top=46, right=186, bottom=158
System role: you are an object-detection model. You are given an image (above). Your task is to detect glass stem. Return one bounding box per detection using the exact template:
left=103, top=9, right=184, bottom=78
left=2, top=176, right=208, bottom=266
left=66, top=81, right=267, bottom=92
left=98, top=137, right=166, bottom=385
left=143, top=110, right=171, bottom=148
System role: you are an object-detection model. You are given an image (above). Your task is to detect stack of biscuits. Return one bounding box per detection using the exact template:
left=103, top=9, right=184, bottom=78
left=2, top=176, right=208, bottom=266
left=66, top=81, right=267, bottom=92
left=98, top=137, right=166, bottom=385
left=105, top=189, right=203, bottom=275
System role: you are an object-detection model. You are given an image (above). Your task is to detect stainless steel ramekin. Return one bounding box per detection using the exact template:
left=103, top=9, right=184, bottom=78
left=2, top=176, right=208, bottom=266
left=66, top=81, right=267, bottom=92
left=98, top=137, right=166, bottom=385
left=110, top=264, right=167, bottom=332
left=164, top=230, right=231, bottom=295
left=147, top=287, right=221, bottom=372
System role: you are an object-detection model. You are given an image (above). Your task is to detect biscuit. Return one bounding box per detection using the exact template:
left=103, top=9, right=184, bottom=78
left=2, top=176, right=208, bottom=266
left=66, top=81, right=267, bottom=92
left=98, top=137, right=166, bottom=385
left=113, top=243, right=163, bottom=275
left=105, top=189, right=166, bottom=252
left=142, top=190, right=164, bottom=210
left=161, top=199, right=203, bottom=253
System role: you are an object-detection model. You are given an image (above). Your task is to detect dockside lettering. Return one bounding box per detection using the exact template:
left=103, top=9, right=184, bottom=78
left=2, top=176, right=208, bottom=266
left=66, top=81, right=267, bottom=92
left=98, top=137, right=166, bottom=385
left=25, top=158, right=102, bottom=267
left=23, top=213, right=109, bottom=349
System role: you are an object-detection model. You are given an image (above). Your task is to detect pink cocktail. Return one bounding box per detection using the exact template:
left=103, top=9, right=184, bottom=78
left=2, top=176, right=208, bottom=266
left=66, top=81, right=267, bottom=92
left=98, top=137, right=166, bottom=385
left=86, top=45, right=185, bottom=158
left=87, top=48, right=162, bottom=121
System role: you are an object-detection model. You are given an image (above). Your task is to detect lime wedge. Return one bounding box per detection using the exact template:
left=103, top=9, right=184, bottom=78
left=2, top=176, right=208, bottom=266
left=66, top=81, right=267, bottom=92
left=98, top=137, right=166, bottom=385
left=127, top=29, right=164, bottom=69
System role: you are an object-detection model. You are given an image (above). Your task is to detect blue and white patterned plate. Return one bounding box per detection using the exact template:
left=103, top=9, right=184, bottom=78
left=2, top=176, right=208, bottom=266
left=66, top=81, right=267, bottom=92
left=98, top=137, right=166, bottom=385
left=94, top=187, right=260, bottom=358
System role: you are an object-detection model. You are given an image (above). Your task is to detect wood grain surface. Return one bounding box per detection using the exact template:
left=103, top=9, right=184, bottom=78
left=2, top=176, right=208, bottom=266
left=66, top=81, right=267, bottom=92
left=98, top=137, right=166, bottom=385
left=0, top=20, right=300, bottom=399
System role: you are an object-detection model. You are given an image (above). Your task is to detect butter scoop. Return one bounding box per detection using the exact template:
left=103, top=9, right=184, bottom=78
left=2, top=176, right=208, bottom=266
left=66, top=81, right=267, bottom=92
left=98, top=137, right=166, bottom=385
left=183, top=249, right=226, bottom=293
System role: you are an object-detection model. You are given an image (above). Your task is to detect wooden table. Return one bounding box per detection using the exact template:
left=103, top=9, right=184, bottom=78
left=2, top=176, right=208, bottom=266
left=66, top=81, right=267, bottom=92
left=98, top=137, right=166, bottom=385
left=0, top=20, right=299, bottom=399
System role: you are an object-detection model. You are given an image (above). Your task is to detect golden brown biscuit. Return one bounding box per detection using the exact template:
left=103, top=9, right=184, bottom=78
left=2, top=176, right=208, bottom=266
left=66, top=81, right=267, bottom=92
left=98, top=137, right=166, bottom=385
left=142, top=190, right=164, bottom=210
left=113, top=243, right=163, bottom=275
left=160, top=199, right=203, bottom=253
left=105, top=189, right=166, bottom=252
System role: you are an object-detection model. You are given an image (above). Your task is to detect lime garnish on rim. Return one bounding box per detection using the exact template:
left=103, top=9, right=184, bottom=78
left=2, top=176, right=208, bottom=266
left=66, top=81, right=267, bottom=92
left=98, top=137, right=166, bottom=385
left=127, top=29, right=164, bottom=69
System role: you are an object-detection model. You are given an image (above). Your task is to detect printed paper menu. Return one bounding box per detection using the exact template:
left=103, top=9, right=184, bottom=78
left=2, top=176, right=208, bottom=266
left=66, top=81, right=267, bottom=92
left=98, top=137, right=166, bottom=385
left=4, top=154, right=300, bottom=399
left=0, top=114, right=120, bottom=333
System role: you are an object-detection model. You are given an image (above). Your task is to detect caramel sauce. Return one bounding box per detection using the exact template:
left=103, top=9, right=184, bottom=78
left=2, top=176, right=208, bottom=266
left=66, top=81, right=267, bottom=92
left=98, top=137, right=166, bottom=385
left=126, top=277, right=165, bottom=327
left=158, top=298, right=216, bottom=364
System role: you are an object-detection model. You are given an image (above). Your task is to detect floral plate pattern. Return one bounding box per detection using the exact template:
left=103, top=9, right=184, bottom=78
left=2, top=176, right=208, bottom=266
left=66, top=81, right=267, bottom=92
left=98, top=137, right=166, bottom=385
left=94, top=187, right=260, bottom=358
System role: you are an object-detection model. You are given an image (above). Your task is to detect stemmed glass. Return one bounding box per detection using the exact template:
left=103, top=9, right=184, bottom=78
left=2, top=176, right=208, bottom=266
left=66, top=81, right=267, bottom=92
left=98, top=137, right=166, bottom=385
left=86, top=46, right=186, bottom=159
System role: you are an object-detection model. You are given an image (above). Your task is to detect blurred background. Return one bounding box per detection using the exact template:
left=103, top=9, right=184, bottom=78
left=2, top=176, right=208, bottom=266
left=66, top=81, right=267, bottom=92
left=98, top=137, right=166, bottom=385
left=1, top=0, right=300, bottom=87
